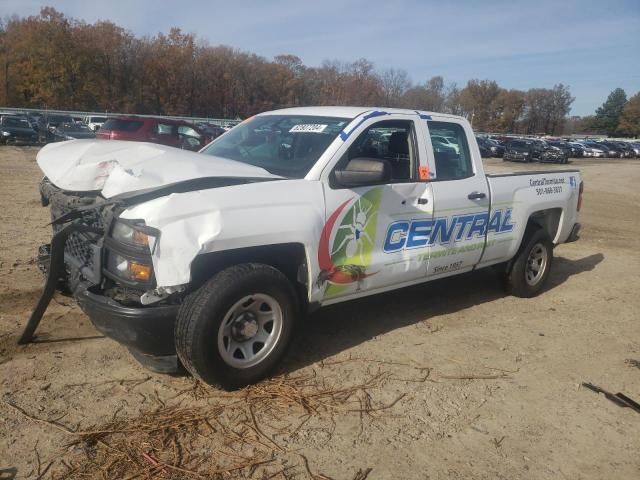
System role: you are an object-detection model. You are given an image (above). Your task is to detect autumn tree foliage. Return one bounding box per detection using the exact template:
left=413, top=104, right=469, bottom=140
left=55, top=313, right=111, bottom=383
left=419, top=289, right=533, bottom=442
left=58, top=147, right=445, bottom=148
left=1, top=7, right=580, bottom=134
left=616, top=93, right=640, bottom=137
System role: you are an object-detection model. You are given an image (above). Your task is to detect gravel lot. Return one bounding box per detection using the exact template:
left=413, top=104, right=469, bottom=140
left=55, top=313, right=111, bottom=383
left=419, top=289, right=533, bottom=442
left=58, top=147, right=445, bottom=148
left=0, top=146, right=638, bottom=479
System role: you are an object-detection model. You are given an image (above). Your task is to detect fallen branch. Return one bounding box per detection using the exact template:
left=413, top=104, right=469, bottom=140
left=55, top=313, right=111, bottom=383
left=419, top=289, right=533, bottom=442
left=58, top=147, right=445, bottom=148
left=353, top=467, right=373, bottom=480
left=438, top=374, right=508, bottom=380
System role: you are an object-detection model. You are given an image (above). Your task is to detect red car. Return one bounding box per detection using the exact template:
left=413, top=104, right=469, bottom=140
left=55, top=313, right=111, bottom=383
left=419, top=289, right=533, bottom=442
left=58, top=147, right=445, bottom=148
left=96, top=116, right=215, bottom=150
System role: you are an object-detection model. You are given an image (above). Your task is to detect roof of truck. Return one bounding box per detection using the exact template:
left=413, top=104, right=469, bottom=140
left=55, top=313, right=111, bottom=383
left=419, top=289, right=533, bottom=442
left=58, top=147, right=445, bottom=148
left=262, top=106, right=462, bottom=121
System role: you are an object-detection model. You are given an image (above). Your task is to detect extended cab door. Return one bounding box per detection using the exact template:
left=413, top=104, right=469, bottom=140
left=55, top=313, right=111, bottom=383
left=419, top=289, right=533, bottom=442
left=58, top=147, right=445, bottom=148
left=318, top=113, right=434, bottom=303
left=423, top=117, right=491, bottom=277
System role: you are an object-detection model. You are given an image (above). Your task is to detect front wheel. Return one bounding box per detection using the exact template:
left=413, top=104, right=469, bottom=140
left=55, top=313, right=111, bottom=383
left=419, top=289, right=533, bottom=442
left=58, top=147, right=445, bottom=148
left=175, top=263, right=298, bottom=389
left=504, top=229, right=553, bottom=298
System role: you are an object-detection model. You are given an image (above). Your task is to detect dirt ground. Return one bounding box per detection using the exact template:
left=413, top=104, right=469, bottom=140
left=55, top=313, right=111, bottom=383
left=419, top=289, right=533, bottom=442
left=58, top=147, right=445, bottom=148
left=0, top=146, right=638, bottom=479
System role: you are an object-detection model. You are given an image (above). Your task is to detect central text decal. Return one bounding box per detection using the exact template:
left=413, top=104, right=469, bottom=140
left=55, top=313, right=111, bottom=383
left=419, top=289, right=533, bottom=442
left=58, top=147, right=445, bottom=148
left=384, top=209, right=514, bottom=253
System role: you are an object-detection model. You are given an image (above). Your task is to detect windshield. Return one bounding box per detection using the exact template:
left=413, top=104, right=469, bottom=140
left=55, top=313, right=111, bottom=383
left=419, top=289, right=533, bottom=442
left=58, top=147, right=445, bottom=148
left=201, top=115, right=350, bottom=178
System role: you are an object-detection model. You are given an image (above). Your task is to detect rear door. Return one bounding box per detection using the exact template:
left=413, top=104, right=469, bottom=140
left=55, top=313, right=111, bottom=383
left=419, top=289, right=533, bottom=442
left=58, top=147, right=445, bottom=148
left=423, top=118, right=491, bottom=277
left=319, top=114, right=434, bottom=302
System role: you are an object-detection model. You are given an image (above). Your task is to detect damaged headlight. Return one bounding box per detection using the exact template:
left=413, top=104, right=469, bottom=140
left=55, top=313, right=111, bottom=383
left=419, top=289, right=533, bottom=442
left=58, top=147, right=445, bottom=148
left=106, top=252, right=153, bottom=282
left=111, top=220, right=158, bottom=251
left=104, top=219, right=159, bottom=285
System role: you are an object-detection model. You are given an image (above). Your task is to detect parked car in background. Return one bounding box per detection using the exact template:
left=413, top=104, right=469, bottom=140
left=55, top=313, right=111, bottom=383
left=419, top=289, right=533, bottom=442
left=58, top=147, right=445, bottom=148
left=38, top=114, right=75, bottom=142
left=503, top=139, right=535, bottom=162
left=611, top=142, right=636, bottom=158
left=539, top=143, right=569, bottom=164
left=431, top=134, right=460, bottom=154
left=629, top=143, right=640, bottom=156
left=547, top=140, right=572, bottom=158
left=26, top=113, right=44, bottom=131
left=476, top=136, right=504, bottom=157
left=0, top=114, right=38, bottom=144
left=96, top=116, right=204, bottom=148
left=478, top=141, right=492, bottom=158
left=597, top=142, right=625, bottom=158
left=84, top=115, right=108, bottom=131
left=176, top=124, right=221, bottom=151
left=41, top=114, right=74, bottom=129
left=51, top=122, right=96, bottom=141
left=567, top=142, right=586, bottom=157
left=487, top=137, right=505, bottom=157
left=431, top=137, right=458, bottom=158
left=529, top=139, right=550, bottom=161
left=504, top=138, right=567, bottom=164
left=195, top=123, right=227, bottom=140
left=580, top=141, right=606, bottom=158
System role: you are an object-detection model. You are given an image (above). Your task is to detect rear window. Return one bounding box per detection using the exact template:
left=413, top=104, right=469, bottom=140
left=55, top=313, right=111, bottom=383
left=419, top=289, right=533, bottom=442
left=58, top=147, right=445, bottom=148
left=90, top=117, right=107, bottom=123
left=102, top=119, right=144, bottom=132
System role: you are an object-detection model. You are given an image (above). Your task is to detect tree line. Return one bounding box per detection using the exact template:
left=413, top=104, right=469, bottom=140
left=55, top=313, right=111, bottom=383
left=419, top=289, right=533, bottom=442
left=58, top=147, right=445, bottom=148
left=1, top=7, right=635, bottom=136
left=577, top=88, right=640, bottom=137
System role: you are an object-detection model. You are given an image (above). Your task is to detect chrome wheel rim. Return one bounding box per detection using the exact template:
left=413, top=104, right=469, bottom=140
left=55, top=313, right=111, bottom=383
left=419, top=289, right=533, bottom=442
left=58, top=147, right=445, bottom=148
left=217, top=294, right=283, bottom=369
left=525, top=243, right=548, bottom=286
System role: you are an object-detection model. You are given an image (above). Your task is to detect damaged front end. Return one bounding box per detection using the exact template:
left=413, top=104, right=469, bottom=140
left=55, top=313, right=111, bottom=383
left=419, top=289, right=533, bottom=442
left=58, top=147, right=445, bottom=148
left=23, top=178, right=182, bottom=372
left=38, top=178, right=110, bottom=294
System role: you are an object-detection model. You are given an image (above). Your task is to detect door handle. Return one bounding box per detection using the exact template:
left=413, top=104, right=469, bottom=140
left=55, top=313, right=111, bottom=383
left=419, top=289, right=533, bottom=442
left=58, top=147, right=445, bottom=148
left=402, top=198, right=429, bottom=205
left=468, top=191, right=486, bottom=200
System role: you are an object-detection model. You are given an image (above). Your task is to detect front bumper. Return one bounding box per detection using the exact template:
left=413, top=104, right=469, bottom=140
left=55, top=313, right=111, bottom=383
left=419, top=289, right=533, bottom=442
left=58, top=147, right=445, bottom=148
left=77, top=289, right=179, bottom=358
left=539, top=154, right=565, bottom=163
left=505, top=153, right=530, bottom=162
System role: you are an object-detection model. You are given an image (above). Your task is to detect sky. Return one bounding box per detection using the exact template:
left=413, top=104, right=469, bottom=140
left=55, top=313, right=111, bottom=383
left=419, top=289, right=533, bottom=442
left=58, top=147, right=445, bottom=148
left=2, top=0, right=639, bottom=116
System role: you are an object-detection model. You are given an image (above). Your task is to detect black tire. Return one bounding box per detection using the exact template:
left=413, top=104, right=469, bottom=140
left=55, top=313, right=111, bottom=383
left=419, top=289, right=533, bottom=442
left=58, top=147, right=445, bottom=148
left=504, top=228, right=553, bottom=298
left=175, top=263, right=298, bottom=389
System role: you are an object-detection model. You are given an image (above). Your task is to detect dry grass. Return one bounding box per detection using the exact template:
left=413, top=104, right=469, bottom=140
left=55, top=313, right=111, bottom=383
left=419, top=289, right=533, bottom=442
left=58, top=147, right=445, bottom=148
left=4, top=355, right=510, bottom=479
left=7, top=369, right=404, bottom=479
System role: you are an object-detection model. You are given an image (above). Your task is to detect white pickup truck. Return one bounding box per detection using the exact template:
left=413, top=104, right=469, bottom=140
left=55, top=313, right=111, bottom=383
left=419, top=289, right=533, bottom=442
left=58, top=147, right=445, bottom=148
left=25, top=107, right=583, bottom=388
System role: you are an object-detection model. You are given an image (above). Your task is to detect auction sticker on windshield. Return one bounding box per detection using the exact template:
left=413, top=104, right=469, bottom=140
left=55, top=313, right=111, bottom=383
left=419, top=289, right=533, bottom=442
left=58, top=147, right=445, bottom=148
left=289, top=124, right=327, bottom=133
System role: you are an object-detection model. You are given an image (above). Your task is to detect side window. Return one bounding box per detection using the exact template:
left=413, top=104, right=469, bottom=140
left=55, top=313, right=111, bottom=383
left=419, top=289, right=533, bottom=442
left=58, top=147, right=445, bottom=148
left=428, top=121, right=473, bottom=181
left=334, top=119, right=416, bottom=185
left=155, top=123, right=176, bottom=135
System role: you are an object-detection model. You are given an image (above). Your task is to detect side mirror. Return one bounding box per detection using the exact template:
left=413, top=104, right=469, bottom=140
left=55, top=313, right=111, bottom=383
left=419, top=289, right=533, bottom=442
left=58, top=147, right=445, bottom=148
left=334, top=157, right=391, bottom=187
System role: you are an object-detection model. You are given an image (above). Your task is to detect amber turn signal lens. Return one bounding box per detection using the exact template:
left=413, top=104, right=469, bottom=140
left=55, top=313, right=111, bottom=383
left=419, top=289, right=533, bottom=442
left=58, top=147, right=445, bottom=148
left=132, top=230, right=149, bottom=247
left=129, top=261, right=152, bottom=281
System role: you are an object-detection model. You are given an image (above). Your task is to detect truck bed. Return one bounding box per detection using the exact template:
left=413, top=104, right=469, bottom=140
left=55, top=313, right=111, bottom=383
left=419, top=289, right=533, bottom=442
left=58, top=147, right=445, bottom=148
left=477, top=168, right=582, bottom=269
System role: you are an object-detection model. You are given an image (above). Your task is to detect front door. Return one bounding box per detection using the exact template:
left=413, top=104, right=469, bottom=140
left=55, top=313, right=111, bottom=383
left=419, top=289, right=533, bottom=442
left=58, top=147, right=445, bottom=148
left=319, top=116, right=434, bottom=302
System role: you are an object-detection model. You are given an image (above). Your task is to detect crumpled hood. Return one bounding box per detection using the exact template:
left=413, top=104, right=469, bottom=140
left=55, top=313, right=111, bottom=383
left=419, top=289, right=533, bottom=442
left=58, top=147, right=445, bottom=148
left=37, top=139, right=279, bottom=198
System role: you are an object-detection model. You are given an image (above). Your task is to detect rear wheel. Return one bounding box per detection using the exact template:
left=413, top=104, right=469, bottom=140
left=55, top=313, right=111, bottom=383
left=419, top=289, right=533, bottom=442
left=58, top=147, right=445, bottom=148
left=175, top=263, right=297, bottom=389
left=504, top=228, right=553, bottom=298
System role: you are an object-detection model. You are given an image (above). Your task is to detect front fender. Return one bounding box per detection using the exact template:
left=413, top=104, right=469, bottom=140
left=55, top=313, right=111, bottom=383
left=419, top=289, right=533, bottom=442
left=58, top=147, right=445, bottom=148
left=119, top=180, right=325, bottom=291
